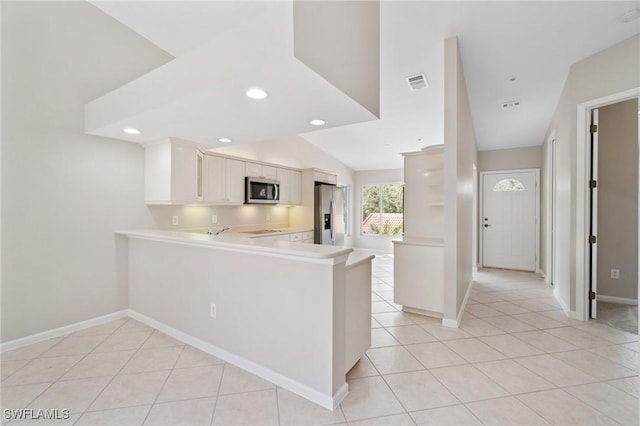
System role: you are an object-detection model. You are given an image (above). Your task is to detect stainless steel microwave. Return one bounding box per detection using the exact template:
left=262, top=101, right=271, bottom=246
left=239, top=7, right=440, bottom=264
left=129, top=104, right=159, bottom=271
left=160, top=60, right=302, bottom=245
left=245, top=177, right=280, bottom=204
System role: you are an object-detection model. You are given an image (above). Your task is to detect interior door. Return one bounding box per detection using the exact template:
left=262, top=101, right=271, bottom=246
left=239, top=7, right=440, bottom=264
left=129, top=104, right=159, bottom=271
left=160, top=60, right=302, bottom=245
left=482, top=171, right=537, bottom=271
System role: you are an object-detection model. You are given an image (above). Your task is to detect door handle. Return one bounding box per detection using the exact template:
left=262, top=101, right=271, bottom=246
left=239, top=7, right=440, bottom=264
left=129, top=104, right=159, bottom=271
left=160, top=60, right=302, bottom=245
left=484, top=224, right=491, bottom=228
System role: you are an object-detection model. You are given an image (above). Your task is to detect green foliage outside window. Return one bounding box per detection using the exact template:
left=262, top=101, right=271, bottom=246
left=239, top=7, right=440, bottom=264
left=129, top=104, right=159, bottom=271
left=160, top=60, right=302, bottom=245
left=361, top=183, right=404, bottom=235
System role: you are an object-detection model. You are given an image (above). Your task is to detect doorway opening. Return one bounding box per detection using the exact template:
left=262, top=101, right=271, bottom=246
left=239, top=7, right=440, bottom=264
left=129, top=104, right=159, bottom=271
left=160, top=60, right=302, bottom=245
left=576, top=89, right=640, bottom=333
left=587, top=98, right=639, bottom=334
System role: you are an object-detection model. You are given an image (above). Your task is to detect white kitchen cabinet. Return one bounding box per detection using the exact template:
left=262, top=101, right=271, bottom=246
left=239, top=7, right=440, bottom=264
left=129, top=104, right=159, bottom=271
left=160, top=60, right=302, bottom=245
left=256, top=234, right=291, bottom=242
left=393, top=145, right=445, bottom=318
left=277, top=168, right=302, bottom=205
left=245, top=162, right=277, bottom=179
left=145, top=139, right=203, bottom=204
left=203, top=155, right=245, bottom=204
left=313, top=170, right=337, bottom=185
left=393, top=238, right=444, bottom=315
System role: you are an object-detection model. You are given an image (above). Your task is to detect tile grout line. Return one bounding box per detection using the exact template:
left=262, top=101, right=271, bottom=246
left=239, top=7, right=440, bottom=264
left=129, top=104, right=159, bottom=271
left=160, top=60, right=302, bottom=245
left=2, top=327, right=124, bottom=416
left=139, top=342, right=188, bottom=425
left=209, top=361, right=227, bottom=426
left=73, top=320, right=156, bottom=424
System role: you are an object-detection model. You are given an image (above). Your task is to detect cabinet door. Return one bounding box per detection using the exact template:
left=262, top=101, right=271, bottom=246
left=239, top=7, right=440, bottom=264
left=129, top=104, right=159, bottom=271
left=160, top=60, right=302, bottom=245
left=276, top=168, right=290, bottom=205
left=289, top=170, right=301, bottom=205
left=204, top=155, right=226, bottom=203
left=226, top=159, right=245, bottom=204
left=171, top=142, right=201, bottom=203
left=262, top=165, right=277, bottom=179
left=325, top=173, right=337, bottom=184
left=245, top=162, right=262, bottom=178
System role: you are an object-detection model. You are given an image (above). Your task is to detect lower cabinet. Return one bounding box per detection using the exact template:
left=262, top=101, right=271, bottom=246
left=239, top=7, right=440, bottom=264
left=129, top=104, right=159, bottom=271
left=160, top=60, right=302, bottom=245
left=254, top=231, right=314, bottom=243
left=393, top=238, right=444, bottom=317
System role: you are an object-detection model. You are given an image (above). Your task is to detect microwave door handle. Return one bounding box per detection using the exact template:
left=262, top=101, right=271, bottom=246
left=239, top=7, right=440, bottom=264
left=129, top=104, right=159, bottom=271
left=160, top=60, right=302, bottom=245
left=273, top=184, right=279, bottom=201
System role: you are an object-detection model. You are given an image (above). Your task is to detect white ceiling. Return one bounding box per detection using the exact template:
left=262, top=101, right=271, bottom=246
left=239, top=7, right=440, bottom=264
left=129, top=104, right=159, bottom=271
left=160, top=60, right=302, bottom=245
left=91, top=1, right=640, bottom=171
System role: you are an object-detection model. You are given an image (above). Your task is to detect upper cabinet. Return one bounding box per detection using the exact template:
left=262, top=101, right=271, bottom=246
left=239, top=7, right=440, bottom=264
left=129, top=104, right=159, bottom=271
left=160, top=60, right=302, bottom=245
left=277, top=168, right=301, bottom=205
left=203, top=156, right=245, bottom=205
left=145, top=140, right=334, bottom=206
left=245, top=163, right=277, bottom=179
left=145, top=139, right=203, bottom=204
left=313, top=170, right=337, bottom=185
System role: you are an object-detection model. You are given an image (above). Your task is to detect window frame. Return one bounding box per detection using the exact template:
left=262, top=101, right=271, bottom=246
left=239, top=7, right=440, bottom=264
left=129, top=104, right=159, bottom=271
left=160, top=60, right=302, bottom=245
left=360, top=182, right=404, bottom=237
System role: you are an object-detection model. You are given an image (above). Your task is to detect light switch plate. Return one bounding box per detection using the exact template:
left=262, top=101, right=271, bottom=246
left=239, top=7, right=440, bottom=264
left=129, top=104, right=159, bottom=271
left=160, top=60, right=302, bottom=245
left=172, top=216, right=179, bottom=226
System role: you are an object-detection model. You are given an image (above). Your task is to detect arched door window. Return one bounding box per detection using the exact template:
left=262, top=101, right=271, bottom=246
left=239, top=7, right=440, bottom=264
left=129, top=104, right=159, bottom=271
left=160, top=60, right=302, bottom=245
left=493, top=178, right=525, bottom=192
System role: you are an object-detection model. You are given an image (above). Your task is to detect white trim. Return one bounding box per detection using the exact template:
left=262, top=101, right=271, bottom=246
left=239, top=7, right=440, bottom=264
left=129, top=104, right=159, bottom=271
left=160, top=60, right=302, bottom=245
left=0, top=310, right=129, bottom=353
left=128, top=309, right=347, bottom=411
left=553, top=287, right=583, bottom=320
left=576, top=88, right=640, bottom=322
left=545, top=130, right=556, bottom=285
left=479, top=168, right=541, bottom=272
left=598, top=295, right=638, bottom=305
left=442, top=279, right=473, bottom=328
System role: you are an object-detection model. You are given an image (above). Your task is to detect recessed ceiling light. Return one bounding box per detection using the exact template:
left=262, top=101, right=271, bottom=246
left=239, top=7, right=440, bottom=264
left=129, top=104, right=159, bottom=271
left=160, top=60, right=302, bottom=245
left=218, top=138, right=232, bottom=143
left=383, top=143, right=391, bottom=147
left=309, top=119, right=327, bottom=126
left=245, top=87, right=268, bottom=99
left=123, top=127, right=141, bottom=135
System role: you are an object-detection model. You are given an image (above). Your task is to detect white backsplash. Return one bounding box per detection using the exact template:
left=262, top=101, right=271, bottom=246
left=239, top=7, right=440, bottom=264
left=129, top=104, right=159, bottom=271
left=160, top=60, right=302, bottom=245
left=147, top=204, right=290, bottom=231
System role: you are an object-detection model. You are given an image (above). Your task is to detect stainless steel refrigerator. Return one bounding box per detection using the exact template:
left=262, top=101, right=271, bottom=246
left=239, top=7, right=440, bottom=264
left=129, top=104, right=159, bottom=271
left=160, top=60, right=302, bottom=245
left=314, top=183, right=345, bottom=245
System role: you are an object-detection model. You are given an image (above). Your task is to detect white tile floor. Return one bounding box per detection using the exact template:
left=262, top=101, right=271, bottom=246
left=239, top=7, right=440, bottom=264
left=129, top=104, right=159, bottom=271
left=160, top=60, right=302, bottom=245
left=1, top=255, right=637, bottom=425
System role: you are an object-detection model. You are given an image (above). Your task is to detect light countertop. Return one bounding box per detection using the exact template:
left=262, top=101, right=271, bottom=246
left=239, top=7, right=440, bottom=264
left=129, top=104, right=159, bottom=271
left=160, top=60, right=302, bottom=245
left=116, top=229, right=352, bottom=261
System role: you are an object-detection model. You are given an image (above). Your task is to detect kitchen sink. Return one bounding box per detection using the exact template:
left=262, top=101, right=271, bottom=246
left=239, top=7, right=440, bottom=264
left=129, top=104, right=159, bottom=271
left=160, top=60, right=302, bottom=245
left=244, top=230, right=283, bottom=234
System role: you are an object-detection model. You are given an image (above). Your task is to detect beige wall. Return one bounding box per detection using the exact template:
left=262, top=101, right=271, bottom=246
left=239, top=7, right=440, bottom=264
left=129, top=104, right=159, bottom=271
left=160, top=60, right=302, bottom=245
left=478, top=146, right=542, bottom=172
left=542, top=34, right=640, bottom=313
left=1, top=2, right=173, bottom=342
left=597, top=99, right=638, bottom=301
left=443, top=37, right=478, bottom=324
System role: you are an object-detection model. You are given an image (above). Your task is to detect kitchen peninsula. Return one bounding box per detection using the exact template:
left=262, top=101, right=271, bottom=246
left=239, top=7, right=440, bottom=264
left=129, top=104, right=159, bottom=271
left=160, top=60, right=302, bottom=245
left=116, top=229, right=372, bottom=410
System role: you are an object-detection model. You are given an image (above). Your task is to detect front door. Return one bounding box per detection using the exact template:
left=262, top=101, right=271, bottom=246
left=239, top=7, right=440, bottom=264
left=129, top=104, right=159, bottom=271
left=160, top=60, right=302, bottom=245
left=482, top=171, right=537, bottom=271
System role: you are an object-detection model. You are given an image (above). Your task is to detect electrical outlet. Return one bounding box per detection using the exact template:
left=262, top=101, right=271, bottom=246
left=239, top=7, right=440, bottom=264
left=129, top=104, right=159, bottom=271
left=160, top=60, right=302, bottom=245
left=266, top=213, right=271, bottom=221
left=611, top=269, right=620, bottom=279
left=210, top=303, right=217, bottom=319
left=172, top=216, right=179, bottom=226
left=211, top=215, right=218, bottom=224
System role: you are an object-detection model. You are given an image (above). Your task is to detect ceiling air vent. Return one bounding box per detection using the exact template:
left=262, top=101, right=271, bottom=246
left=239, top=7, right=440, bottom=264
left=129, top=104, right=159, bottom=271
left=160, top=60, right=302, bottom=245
left=502, top=100, right=521, bottom=109
left=406, top=74, right=429, bottom=91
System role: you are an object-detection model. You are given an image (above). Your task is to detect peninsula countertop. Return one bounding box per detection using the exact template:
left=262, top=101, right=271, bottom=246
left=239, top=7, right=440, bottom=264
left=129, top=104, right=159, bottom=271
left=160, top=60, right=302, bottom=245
left=116, top=229, right=352, bottom=260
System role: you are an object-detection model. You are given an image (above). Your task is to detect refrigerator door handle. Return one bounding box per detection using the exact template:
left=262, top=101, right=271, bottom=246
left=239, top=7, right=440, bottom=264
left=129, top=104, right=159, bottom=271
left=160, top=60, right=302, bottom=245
left=330, top=199, right=335, bottom=242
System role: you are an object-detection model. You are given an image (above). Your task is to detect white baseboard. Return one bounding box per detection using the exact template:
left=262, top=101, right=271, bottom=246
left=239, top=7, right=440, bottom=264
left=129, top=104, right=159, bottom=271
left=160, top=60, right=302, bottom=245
left=0, top=310, right=129, bottom=353
left=402, top=306, right=443, bottom=319
left=128, top=309, right=346, bottom=411
left=598, top=295, right=638, bottom=305
left=553, top=287, right=583, bottom=320
left=442, top=279, right=474, bottom=328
